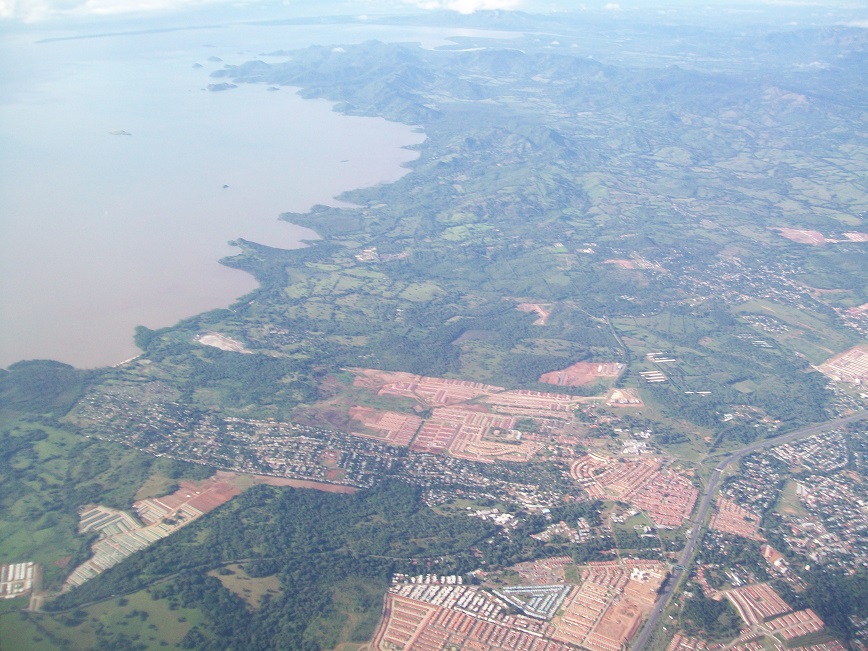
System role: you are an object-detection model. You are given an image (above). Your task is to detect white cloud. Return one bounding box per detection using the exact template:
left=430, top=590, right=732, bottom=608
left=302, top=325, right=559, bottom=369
left=404, top=0, right=522, bottom=14
left=0, top=0, right=56, bottom=21
left=0, top=0, right=244, bottom=21
left=602, top=2, right=620, bottom=10
left=0, top=0, right=522, bottom=21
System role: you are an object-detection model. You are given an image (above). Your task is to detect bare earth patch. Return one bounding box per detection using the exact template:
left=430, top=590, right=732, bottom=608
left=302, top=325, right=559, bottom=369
left=344, top=368, right=597, bottom=463
left=135, top=474, right=243, bottom=521
left=606, top=388, right=643, bottom=407
left=773, top=228, right=830, bottom=245
left=539, top=361, right=624, bottom=387
left=773, top=228, right=868, bottom=245
left=516, top=302, right=552, bottom=325
left=195, top=332, right=251, bottom=353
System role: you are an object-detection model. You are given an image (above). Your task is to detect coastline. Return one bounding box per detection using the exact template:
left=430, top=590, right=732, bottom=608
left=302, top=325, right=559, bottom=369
left=0, top=35, right=423, bottom=369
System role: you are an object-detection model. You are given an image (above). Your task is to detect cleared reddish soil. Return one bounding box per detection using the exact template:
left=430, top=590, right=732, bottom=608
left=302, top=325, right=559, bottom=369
left=539, top=361, right=623, bottom=387
left=151, top=477, right=240, bottom=513
left=774, top=228, right=829, bottom=245
left=233, top=472, right=357, bottom=494
left=604, top=259, right=635, bottom=269
left=516, top=303, right=551, bottom=325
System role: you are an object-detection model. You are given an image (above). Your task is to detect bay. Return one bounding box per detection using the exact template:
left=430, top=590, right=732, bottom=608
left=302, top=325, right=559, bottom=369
left=0, top=19, right=487, bottom=368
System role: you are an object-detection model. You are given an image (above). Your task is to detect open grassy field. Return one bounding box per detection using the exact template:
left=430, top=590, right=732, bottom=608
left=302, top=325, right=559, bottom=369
left=617, top=511, right=655, bottom=533
left=0, top=596, right=28, bottom=617
left=0, top=415, right=150, bottom=588
left=0, top=611, right=61, bottom=651
left=775, top=480, right=808, bottom=518
left=734, top=300, right=858, bottom=365
left=327, top=644, right=368, bottom=651
left=305, top=578, right=386, bottom=649
left=454, top=340, right=509, bottom=384
left=0, top=409, right=230, bottom=591
left=134, top=473, right=180, bottom=501
left=432, top=498, right=510, bottom=517
left=0, top=585, right=206, bottom=650
left=208, top=564, right=281, bottom=608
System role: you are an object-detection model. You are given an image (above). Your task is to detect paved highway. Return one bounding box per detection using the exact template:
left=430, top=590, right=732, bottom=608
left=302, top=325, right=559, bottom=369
left=631, top=411, right=867, bottom=651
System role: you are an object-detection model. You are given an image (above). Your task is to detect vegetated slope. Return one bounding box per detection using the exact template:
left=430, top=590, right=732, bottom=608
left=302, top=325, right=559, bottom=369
left=6, top=11, right=867, bottom=649
left=0, top=362, right=214, bottom=590
left=46, top=480, right=498, bottom=650
left=171, top=26, right=867, bottom=433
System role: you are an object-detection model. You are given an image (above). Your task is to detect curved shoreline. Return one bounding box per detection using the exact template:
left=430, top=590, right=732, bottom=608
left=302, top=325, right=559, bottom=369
left=0, top=35, right=424, bottom=369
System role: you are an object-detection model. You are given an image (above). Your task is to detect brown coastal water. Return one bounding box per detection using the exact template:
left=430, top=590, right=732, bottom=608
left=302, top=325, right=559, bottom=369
left=0, top=22, right=440, bottom=368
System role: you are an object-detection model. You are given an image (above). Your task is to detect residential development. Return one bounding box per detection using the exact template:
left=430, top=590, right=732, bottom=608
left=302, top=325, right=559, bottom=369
left=374, top=560, right=665, bottom=651
left=0, top=562, right=36, bottom=600
left=817, top=345, right=868, bottom=384
left=64, top=476, right=241, bottom=589
left=709, top=497, right=763, bottom=541
left=571, top=454, right=697, bottom=528
left=553, top=561, right=665, bottom=651
left=722, top=430, right=866, bottom=571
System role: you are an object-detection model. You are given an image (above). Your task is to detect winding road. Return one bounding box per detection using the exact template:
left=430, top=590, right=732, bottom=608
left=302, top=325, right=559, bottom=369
left=631, top=410, right=868, bottom=651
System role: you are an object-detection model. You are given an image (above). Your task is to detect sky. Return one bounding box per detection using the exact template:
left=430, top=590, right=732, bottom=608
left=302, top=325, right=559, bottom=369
left=3, top=0, right=865, bottom=24
left=6, top=0, right=521, bottom=22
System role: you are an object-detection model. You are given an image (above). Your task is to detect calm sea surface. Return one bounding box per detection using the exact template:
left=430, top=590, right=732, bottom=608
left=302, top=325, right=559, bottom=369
left=0, top=21, right=509, bottom=368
